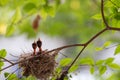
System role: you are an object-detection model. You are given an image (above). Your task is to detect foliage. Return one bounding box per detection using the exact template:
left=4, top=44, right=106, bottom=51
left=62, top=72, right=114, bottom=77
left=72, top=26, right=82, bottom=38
left=60, top=58, right=72, bottom=66
left=0, top=0, right=60, bottom=37
left=114, top=45, right=120, bottom=55
left=95, top=57, right=119, bottom=75
left=107, top=71, right=120, bottom=80
left=4, top=72, right=18, bottom=80
left=79, top=58, right=94, bottom=65
left=0, top=0, right=120, bottom=80
left=0, top=49, right=7, bottom=70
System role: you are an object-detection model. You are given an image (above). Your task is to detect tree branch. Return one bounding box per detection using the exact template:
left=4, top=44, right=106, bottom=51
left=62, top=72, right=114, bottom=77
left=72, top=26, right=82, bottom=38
left=0, top=57, right=14, bottom=65
left=57, top=0, right=120, bottom=79
left=109, top=0, right=120, bottom=8
left=101, top=0, right=110, bottom=28
left=0, top=55, right=34, bottom=71
left=57, top=28, right=108, bottom=80
left=1, top=0, right=120, bottom=80
left=109, top=27, right=120, bottom=31
left=67, top=28, right=107, bottom=70
left=48, top=43, right=85, bottom=53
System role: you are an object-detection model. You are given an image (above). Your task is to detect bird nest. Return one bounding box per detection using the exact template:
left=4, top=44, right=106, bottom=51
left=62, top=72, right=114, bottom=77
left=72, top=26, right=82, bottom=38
left=19, top=50, right=58, bottom=80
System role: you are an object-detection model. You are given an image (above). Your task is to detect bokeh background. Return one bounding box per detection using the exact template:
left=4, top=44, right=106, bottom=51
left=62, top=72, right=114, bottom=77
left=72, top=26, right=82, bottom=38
left=0, top=0, right=120, bottom=80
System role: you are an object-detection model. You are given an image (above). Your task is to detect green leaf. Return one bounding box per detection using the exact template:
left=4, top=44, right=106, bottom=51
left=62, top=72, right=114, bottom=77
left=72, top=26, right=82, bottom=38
left=40, top=8, right=48, bottom=20
left=111, top=7, right=118, bottom=13
left=79, top=58, right=94, bottom=65
left=96, top=60, right=104, bottom=65
left=108, top=63, right=120, bottom=70
left=55, top=67, right=62, bottom=73
left=0, top=49, right=7, bottom=58
left=103, top=41, right=111, bottom=48
left=96, top=58, right=114, bottom=66
left=60, top=58, right=72, bottom=66
left=0, top=49, right=6, bottom=72
left=69, top=65, right=79, bottom=72
left=105, top=57, right=114, bottom=64
left=26, top=75, right=36, bottom=80
left=95, top=47, right=103, bottom=51
left=114, top=13, right=120, bottom=20
left=0, top=62, right=4, bottom=70
left=110, top=0, right=120, bottom=7
left=96, top=41, right=111, bottom=51
left=4, top=72, right=9, bottom=78
left=114, top=45, right=120, bottom=55
left=64, top=76, right=69, bottom=80
left=99, top=66, right=107, bottom=75
left=90, top=66, right=95, bottom=74
left=23, top=2, right=37, bottom=13
left=5, top=24, right=15, bottom=37
left=46, top=6, right=56, bottom=17
left=105, top=1, right=113, bottom=8
left=4, top=72, right=18, bottom=80
left=92, top=13, right=102, bottom=20
left=11, top=7, right=22, bottom=24
left=40, top=6, right=56, bottom=20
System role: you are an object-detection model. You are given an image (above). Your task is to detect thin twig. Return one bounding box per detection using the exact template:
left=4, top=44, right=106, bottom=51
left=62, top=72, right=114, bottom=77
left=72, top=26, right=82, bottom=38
left=109, top=0, right=120, bottom=8
left=57, top=0, right=120, bottom=79
left=1, top=0, right=120, bottom=80
left=48, top=44, right=85, bottom=53
left=9, top=53, right=19, bottom=58
left=0, top=57, right=14, bottom=65
left=0, top=43, right=84, bottom=72
left=0, top=59, right=18, bottom=62
left=0, top=55, right=35, bottom=71
left=109, top=27, right=120, bottom=31
left=105, top=44, right=119, bottom=49
left=101, top=0, right=109, bottom=28
left=57, top=28, right=108, bottom=80
left=59, top=52, right=68, bottom=57
left=68, top=46, right=86, bottom=70
left=68, top=28, right=107, bottom=69
left=86, top=28, right=107, bottom=45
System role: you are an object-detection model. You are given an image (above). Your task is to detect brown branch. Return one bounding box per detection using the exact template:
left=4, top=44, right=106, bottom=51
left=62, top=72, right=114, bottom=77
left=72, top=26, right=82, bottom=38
left=0, top=22, right=119, bottom=80
left=0, top=43, right=84, bottom=71
left=57, top=28, right=108, bottom=80
left=101, top=0, right=109, bottom=28
left=0, top=54, right=35, bottom=71
left=0, top=62, right=18, bottom=72
left=48, top=43, right=85, bottom=53
left=67, top=28, right=107, bottom=70
left=109, top=27, right=120, bottom=31
left=57, top=0, right=120, bottom=79
left=0, top=57, right=14, bottom=65
left=1, top=0, right=120, bottom=80
left=86, top=28, right=107, bottom=45
left=68, top=46, right=86, bottom=70
left=0, top=44, right=84, bottom=72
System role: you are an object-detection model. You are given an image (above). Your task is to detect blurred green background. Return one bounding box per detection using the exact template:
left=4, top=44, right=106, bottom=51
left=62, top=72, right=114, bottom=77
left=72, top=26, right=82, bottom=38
left=0, top=0, right=120, bottom=80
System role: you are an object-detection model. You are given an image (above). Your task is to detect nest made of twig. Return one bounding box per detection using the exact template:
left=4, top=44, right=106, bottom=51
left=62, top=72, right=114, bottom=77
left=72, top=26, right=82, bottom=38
left=19, top=50, right=58, bottom=80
